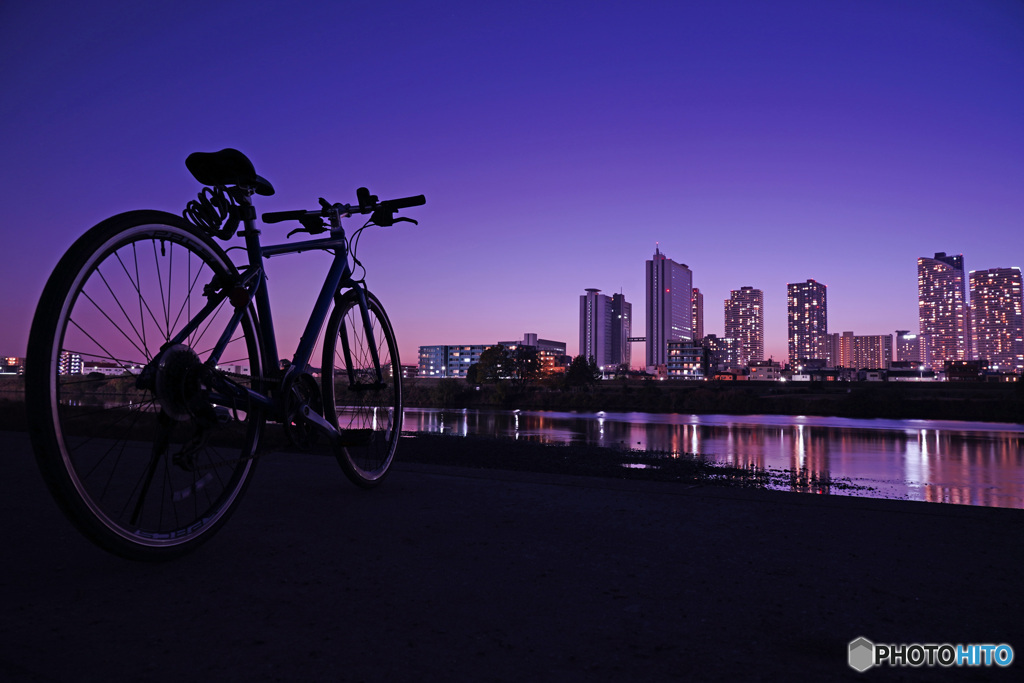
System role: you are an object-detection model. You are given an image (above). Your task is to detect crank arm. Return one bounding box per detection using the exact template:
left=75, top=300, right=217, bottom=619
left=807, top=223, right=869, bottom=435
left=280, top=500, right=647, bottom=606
left=299, top=406, right=340, bottom=441
left=298, top=407, right=374, bottom=448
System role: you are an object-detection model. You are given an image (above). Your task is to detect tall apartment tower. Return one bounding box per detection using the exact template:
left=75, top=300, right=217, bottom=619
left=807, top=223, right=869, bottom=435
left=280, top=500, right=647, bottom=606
left=724, top=286, right=764, bottom=366
left=787, top=279, right=828, bottom=364
left=969, top=267, right=1024, bottom=373
left=692, top=288, right=704, bottom=341
left=611, top=293, right=632, bottom=369
left=645, top=247, right=693, bottom=369
left=918, top=252, right=968, bottom=367
left=580, top=288, right=611, bottom=366
left=580, top=288, right=632, bottom=368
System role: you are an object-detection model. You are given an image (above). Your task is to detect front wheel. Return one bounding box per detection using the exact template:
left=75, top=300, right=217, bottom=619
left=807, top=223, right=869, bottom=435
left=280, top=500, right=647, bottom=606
left=321, top=290, right=402, bottom=488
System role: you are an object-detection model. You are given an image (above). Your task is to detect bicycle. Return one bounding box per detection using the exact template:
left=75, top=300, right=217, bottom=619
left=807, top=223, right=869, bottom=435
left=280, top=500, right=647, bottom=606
left=25, top=148, right=424, bottom=560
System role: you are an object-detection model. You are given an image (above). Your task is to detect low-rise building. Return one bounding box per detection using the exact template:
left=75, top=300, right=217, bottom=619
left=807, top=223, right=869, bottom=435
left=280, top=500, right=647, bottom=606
left=748, top=359, right=783, bottom=381
left=499, top=333, right=569, bottom=376
left=1, top=356, right=25, bottom=374
left=418, top=334, right=568, bottom=379
left=666, top=340, right=707, bottom=379
left=702, top=334, right=741, bottom=373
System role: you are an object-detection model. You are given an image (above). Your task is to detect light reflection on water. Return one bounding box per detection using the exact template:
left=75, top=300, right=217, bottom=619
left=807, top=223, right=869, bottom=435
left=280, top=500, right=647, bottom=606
left=403, top=408, right=1024, bottom=509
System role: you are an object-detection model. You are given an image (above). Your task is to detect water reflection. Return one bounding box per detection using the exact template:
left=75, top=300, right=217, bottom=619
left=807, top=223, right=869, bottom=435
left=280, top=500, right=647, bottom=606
left=403, top=408, right=1024, bottom=509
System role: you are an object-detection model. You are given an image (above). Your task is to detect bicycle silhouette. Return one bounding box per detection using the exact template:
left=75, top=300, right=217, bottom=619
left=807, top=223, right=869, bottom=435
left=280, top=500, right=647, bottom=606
left=26, top=149, right=424, bottom=560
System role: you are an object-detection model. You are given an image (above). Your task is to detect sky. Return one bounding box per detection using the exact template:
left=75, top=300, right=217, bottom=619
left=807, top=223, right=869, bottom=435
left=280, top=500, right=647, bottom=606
left=2, top=0, right=1022, bottom=368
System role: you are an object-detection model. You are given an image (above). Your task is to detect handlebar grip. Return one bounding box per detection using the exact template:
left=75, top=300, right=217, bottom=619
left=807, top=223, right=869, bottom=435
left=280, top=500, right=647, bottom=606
left=381, top=195, right=426, bottom=211
left=262, top=209, right=309, bottom=224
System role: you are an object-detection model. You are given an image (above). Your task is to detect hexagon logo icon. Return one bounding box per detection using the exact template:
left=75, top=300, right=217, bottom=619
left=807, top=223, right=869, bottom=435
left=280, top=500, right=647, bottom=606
left=848, top=637, right=875, bottom=672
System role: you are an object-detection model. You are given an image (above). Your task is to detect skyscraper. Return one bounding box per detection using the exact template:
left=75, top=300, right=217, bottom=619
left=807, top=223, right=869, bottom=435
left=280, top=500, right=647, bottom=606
left=787, top=279, right=828, bottom=364
left=724, top=286, right=763, bottom=366
left=969, top=267, right=1024, bottom=373
left=611, top=293, right=632, bottom=369
left=918, top=252, right=968, bottom=367
left=580, top=288, right=632, bottom=369
left=580, top=288, right=611, bottom=366
left=645, top=247, right=692, bottom=369
left=692, top=288, right=704, bottom=341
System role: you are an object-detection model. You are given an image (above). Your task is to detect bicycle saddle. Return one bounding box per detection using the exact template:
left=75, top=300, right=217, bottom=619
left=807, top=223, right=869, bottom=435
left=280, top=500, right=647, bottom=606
left=185, top=148, right=275, bottom=196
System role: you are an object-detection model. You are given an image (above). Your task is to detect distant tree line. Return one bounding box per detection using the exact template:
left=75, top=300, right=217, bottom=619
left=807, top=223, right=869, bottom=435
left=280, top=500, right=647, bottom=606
left=405, top=371, right=1024, bottom=423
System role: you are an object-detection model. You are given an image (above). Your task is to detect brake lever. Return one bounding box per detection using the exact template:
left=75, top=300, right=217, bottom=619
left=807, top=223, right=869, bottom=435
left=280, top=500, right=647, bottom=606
left=286, top=215, right=328, bottom=238
left=393, top=217, right=418, bottom=226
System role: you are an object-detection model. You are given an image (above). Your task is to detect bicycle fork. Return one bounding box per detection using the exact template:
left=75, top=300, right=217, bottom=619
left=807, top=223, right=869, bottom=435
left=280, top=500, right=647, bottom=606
left=340, top=287, right=385, bottom=388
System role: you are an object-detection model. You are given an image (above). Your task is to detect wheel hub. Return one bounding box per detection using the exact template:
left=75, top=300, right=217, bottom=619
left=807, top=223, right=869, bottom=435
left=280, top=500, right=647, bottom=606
left=155, top=344, right=204, bottom=421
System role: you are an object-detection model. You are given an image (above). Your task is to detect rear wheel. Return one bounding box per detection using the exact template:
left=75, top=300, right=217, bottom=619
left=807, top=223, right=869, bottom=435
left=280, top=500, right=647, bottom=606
left=321, top=290, right=402, bottom=488
left=26, top=211, right=264, bottom=560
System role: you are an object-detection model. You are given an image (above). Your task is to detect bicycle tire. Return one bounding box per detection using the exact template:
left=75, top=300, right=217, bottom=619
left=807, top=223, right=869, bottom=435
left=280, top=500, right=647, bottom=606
left=26, top=210, right=264, bottom=560
left=321, top=289, right=402, bottom=488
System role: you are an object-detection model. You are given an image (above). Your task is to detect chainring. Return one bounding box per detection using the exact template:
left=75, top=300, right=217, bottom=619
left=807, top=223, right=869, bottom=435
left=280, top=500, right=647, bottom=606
left=284, top=372, right=323, bottom=450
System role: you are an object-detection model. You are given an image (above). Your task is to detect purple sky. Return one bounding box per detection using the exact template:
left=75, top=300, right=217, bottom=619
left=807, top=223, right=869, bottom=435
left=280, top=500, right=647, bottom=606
left=2, top=1, right=1022, bottom=367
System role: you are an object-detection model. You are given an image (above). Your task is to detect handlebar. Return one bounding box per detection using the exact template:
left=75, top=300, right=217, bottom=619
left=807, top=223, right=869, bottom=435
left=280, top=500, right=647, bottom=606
left=380, top=195, right=426, bottom=211
left=262, top=189, right=425, bottom=225
left=262, top=209, right=308, bottom=224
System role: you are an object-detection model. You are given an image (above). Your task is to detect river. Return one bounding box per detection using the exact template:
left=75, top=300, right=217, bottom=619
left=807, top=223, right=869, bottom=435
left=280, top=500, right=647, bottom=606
left=402, top=408, right=1024, bottom=509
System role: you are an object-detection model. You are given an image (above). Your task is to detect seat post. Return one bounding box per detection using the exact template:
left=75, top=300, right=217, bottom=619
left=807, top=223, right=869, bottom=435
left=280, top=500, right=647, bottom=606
left=234, top=189, right=280, bottom=379
left=233, top=189, right=262, bottom=260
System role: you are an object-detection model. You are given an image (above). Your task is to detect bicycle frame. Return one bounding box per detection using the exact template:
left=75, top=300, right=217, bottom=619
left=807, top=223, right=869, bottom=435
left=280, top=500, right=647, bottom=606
left=153, top=192, right=381, bottom=438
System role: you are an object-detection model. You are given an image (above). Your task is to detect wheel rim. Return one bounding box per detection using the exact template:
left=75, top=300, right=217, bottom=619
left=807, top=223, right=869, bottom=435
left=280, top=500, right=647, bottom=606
left=328, top=296, right=401, bottom=482
left=48, top=223, right=261, bottom=547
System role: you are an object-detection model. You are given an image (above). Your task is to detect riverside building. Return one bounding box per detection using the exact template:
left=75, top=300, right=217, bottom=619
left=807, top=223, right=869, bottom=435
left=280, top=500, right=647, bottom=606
left=417, top=344, right=489, bottom=378
left=645, top=247, right=693, bottom=370
left=419, top=335, right=569, bottom=379
left=579, top=289, right=631, bottom=369
left=896, top=330, right=922, bottom=364
left=918, top=252, right=969, bottom=367
left=851, top=334, right=893, bottom=369
left=666, top=340, right=707, bottom=379
left=692, top=288, right=704, bottom=341
left=724, top=287, right=764, bottom=367
left=787, top=279, right=828, bottom=365
left=499, top=333, right=570, bottom=377
left=703, top=334, right=741, bottom=373
left=969, top=267, right=1024, bottom=374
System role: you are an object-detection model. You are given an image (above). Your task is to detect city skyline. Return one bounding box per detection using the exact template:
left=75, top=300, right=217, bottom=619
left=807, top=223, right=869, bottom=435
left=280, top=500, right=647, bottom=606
left=2, top=2, right=1022, bottom=367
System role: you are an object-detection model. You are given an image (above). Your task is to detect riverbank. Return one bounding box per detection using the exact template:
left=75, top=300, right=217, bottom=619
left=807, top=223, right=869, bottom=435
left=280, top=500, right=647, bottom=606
left=2, top=429, right=1022, bottom=681
left=404, top=376, right=1024, bottom=423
